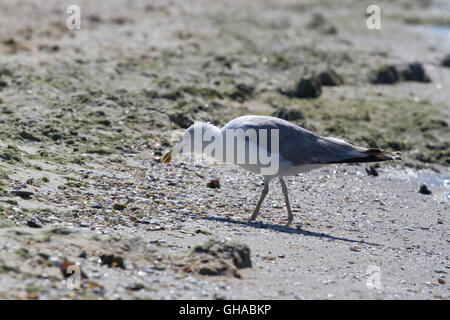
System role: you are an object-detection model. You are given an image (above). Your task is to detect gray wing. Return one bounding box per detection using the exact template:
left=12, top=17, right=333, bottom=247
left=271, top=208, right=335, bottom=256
left=223, top=115, right=365, bottom=166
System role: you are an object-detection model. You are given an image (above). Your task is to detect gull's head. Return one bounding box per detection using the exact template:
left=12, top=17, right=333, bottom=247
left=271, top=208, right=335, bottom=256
left=161, top=122, right=220, bottom=164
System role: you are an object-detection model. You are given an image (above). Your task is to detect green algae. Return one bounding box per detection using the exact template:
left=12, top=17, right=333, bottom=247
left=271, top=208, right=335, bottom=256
left=265, top=93, right=449, bottom=167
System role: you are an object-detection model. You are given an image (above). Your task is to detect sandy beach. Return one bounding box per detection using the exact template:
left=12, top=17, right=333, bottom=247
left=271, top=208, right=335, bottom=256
left=0, top=0, right=448, bottom=299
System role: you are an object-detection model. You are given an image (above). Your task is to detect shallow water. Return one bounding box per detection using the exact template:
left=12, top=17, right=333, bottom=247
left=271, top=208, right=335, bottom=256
left=432, top=25, right=450, bottom=37
left=386, top=168, right=450, bottom=203
left=425, top=25, right=450, bottom=51
left=427, top=0, right=450, bottom=50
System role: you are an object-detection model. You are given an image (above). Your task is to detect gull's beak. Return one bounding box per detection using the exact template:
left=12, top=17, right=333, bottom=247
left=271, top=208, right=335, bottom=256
left=162, top=149, right=172, bottom=163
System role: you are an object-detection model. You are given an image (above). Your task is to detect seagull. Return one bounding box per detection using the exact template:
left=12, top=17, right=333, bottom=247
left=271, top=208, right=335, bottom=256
left=162, top=115, right=401, bottom=225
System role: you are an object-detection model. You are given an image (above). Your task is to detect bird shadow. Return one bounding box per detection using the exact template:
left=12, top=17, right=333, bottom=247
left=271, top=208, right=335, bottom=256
left=201, top=216, right=382, bottom=247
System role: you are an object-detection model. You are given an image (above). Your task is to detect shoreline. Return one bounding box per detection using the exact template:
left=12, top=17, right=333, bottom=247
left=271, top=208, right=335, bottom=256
left=0, top=0, right=449, bottom=299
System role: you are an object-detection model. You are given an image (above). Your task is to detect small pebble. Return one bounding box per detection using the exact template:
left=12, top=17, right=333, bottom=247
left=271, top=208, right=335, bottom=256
left=206, top=179, right=220, bottom=189
left=418, top=184, right=431, bottom=195
left=27, top=219, right=42, bottom=228
left=365, top=166, right=378, bottom=177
